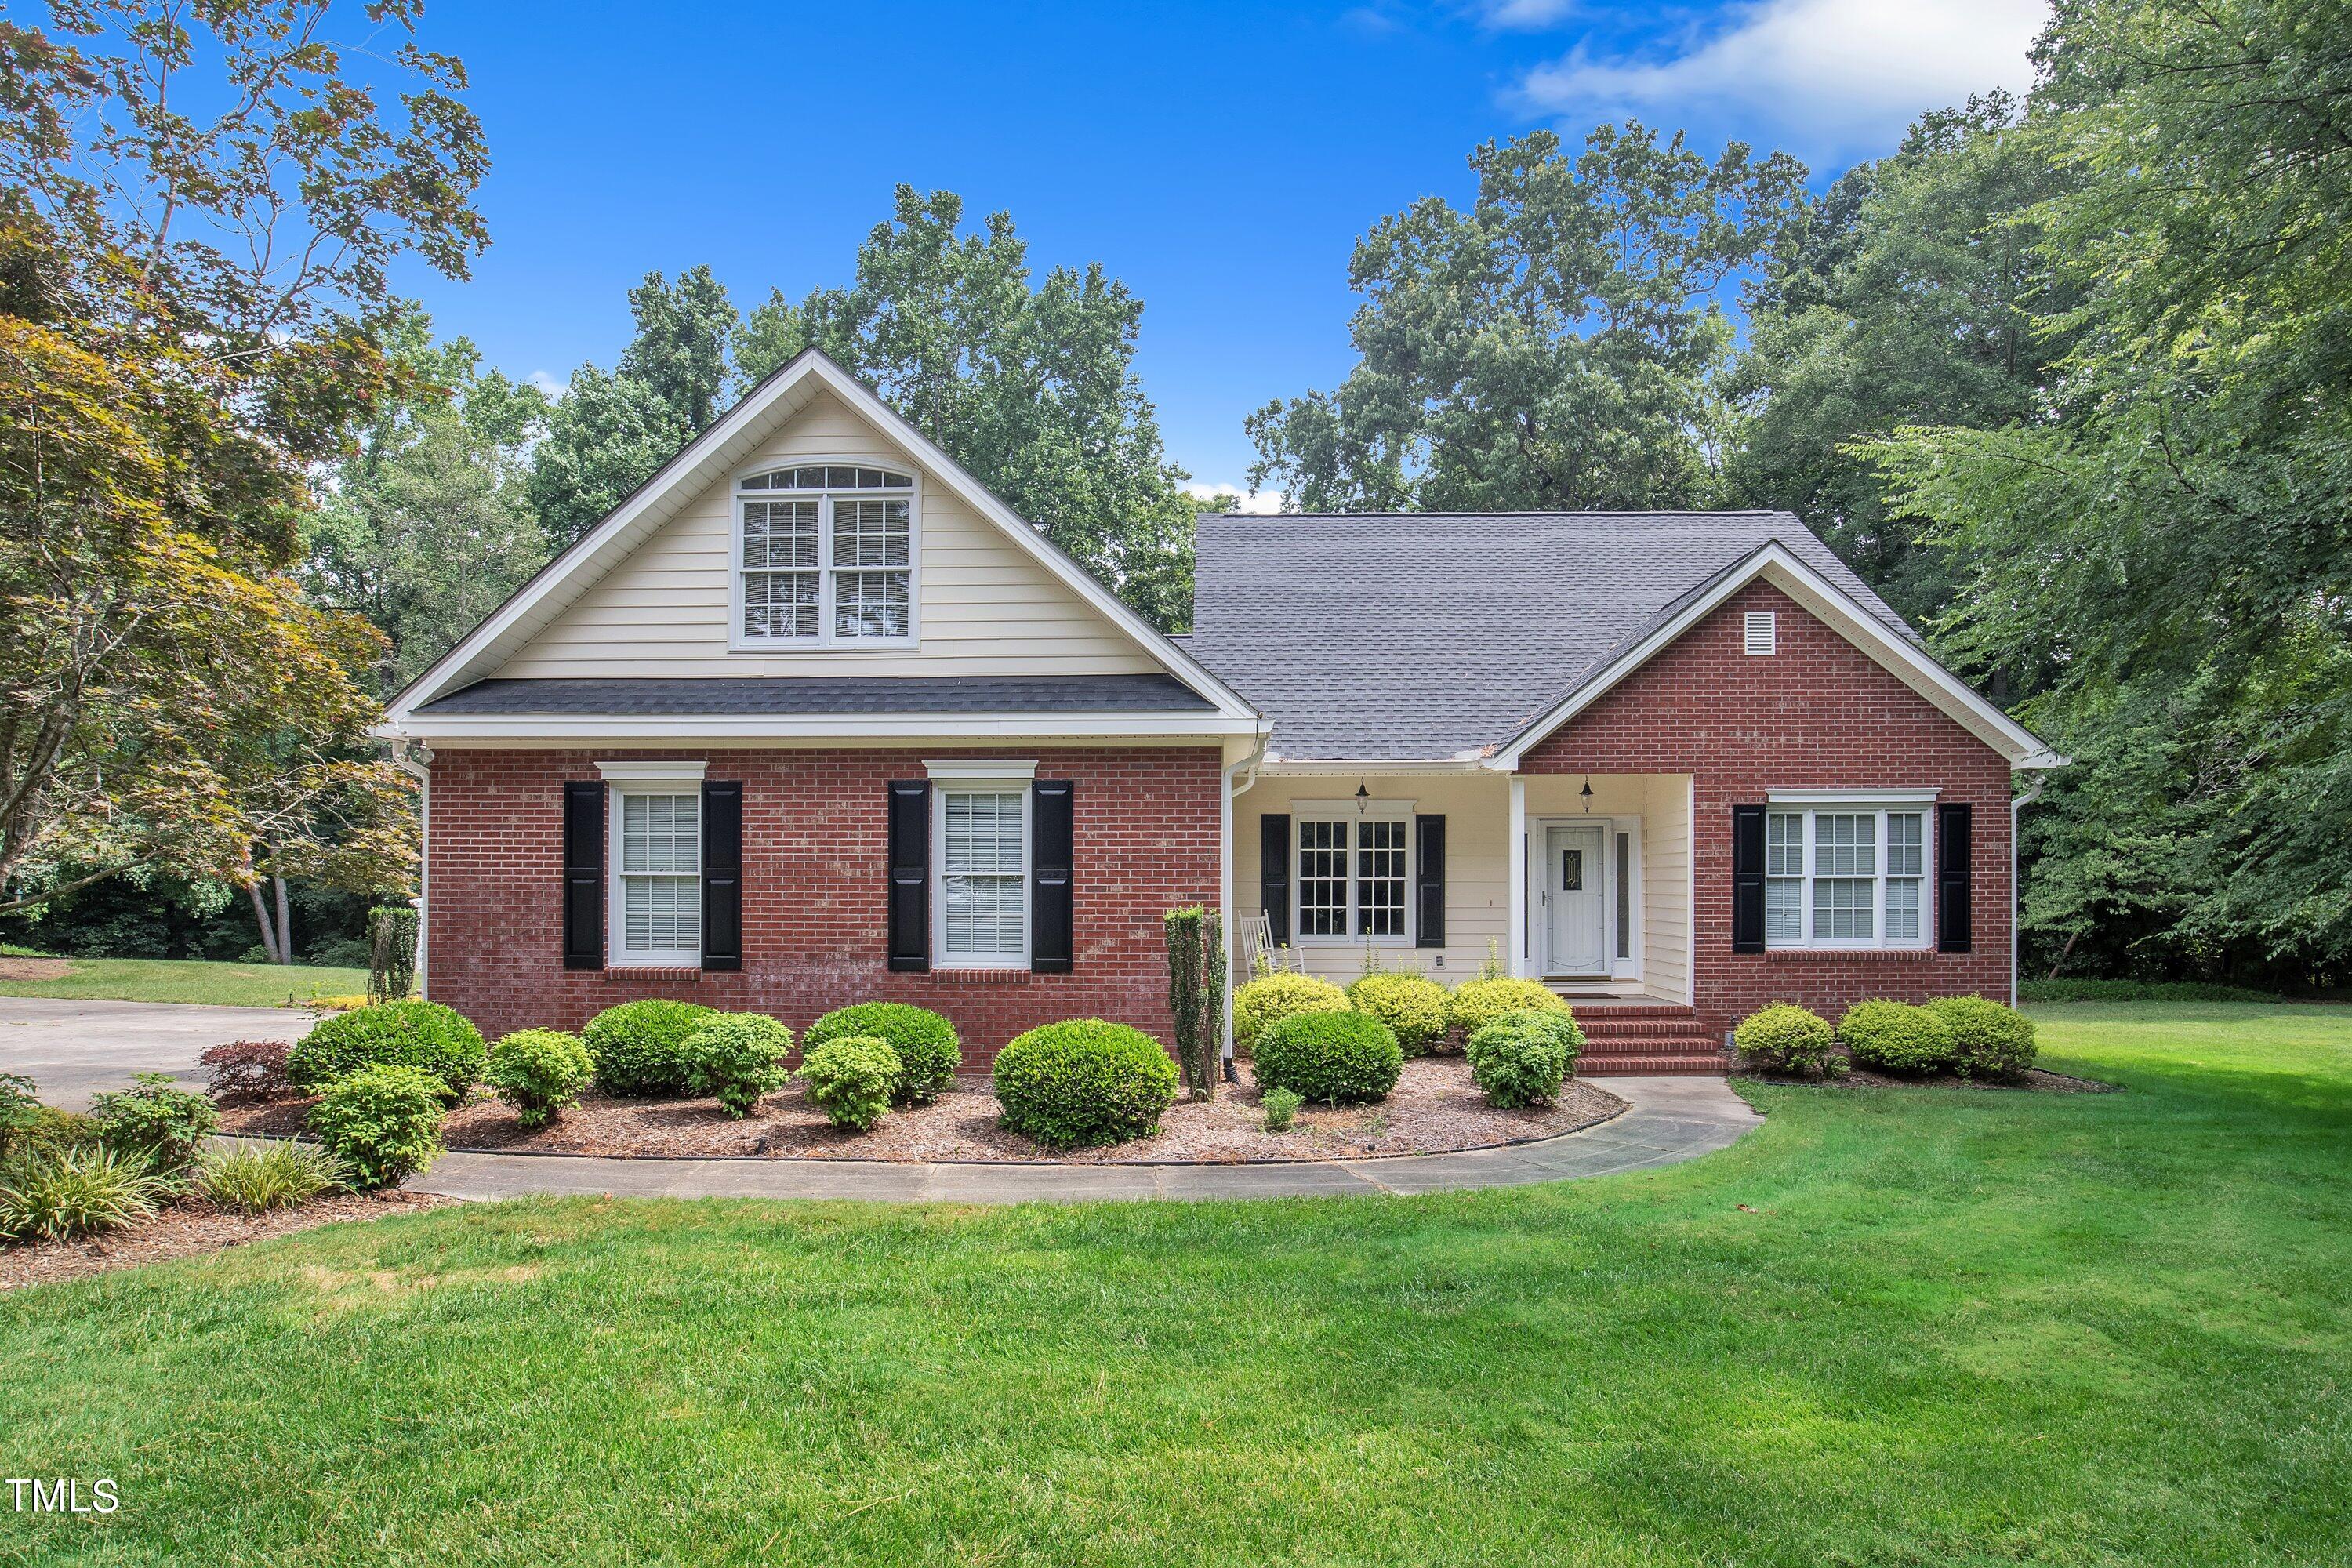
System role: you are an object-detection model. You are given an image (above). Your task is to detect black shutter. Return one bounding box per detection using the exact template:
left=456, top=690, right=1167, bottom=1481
left=1260, top=813, right=1291, bottom=946
left=701, top=780, right=742, bottom=971
left=1731, top=804, right=1766, bottom=954
left=1031, top=779, right=1074, bottom=973
left=562, top=782, right=604, bottom=970
left=1937, top=802, right=1974, bottom=953
left=887, top=780, right=930, bottom=972
left=1414, top=814, right=1446, bottom=949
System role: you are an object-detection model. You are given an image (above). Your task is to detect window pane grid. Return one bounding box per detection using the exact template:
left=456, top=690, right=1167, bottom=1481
left=1768, top=806, right=1928, bottom=948
left=1355, top=819, right=1406, bottom=938
left=739, top=484, right=913, bottom=643
left=1297, top=819, right=1348, bottom=938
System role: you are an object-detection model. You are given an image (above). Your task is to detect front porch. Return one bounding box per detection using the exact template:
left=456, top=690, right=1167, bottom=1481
left=1234, top=768, right=1724, bottom=1073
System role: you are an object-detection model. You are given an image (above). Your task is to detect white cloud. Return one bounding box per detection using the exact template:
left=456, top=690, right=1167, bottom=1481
left=1477, top=0, right=1578, bottom=31
left=1185, top=481, right=1285, bottom=515
left=1518, top=0, right=2046, bottom=149
left=528, top=368, right=567, bottom=402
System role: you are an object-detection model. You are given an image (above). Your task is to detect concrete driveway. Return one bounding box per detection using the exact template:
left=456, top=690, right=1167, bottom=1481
left=0, top=998, right=318, bottom=1112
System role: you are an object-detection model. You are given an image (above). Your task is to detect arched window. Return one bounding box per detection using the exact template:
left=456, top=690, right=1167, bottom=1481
left=734, top=466, right=917, bottom=644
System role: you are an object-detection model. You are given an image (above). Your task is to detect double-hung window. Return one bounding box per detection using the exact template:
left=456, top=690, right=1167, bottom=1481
left=1294, top=807, right=1410, bottom=943
left=934, top=782, right=1030, bottom=967
left=1763, top=801, right=1930, bottom=949
left=612, top=787, right=702, bottom=964
left=735, top=465, right=916, bottom=646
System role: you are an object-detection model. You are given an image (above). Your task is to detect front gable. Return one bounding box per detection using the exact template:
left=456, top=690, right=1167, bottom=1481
left=383, top=351, right=1255, bottom=729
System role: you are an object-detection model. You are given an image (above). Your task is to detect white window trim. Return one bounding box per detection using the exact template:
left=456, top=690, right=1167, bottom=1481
left=1762, top=799, right=1935, bottom=952
left=607, top=777, right=705, bottom=968
left=925, top=759, right=1036, bottom=781
left=931, top=778, right=1033, bottom=970
left=728, top=459, right=922, bottom=652
left=1291, top=800, right=1415, bottom=949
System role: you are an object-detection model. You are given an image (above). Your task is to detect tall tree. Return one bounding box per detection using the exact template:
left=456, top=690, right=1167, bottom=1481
left=1726, top=94, right=2078, bottom=626
left=1867, top=0, right=2352, bottom=978
left=739, top=187, right=1203, bottom=630
left=1247, top=124, right=1808, bottom=513
left=0, top=1, right=485, bottom=920
left=303, top=306, right=551, bottom=694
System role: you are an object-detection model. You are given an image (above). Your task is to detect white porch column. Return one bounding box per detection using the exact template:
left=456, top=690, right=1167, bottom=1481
left=1507, top=773, right=1527, bottom=978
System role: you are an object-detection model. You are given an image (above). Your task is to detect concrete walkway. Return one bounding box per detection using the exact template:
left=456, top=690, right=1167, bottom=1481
left=0, top=997, right=318, bottom=1112
left=413, top=1076, right=1762, bottom=1204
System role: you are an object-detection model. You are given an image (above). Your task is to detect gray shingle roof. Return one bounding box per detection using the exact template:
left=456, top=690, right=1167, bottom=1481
left=1184, top=512, right=1914, bottom=761
left=415, top=674, right=1215, bottom=717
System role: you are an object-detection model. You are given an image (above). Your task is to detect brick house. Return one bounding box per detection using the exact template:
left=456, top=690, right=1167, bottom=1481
left=379, top=350, right=2060, bottom=1071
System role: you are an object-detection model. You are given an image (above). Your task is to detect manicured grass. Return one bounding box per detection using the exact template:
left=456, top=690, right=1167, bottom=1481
left=5, top=1003, right=2350, bottom=1565
left=0, top=954, right=368, bottom=1008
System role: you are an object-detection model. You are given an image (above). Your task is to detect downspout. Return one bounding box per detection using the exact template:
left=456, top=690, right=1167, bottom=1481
left=1220, top=731, right=1269, bottom=1083
left=391, top=739, right=434, bottom=1002
left=2010, top=772, right=2046, bottom=1009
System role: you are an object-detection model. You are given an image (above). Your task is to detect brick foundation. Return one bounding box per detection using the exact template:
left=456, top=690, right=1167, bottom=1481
left=1523, top=580, right=2016, bottom=1037
left=423, top=746, right=1221, bottom=1065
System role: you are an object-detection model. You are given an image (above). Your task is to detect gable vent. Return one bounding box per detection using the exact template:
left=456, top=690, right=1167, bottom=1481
left=1744, top=610, right=1777, bottom=656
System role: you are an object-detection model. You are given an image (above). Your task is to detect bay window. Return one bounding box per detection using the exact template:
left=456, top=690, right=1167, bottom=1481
left=1763, top=800, right=1931, bottom=949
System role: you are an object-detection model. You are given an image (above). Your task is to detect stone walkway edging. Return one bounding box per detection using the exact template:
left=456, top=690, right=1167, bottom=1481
left=411, top=1076, right=1761, bottom=1204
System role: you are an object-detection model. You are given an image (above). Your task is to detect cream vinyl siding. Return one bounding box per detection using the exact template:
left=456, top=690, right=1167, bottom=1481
left=495, top=389, right=1161, bottom=681
left=1642, top=775, right=1693, bottom=1005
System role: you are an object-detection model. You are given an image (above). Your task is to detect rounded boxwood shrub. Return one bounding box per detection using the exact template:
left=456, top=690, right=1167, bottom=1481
left=803, top=1002, right=960, bottom=1105
left=307, top=1064, right=446, bottom=1189
left=287, top=1000, right=486, bottom=1100
left=484, top=1029, right=597, bottom=1129
left=1253, top=1010, right=1403, bottom=1105
left=1734, top=1003, right=1843, bottom=1077
left=1446, top=978, right=1570, bottom=1044
left=1927, top=995, right=2038, bottom=1080
left=1346, top=974, right=1451, bottom=1056
left=677, top=1013, right=794, bottom=1118
left=799, top=1035, right=901, bottom=1132
left=1838, top=1000, right=1955, bottom=1076
left=993, top=1020, right=1179, bottom=1149
left=1465, top=1008, right=1585, bottom=1109
left=586, top=999, right=717, bottom=1098
left=1232, top=973, right=1350, bottom=1054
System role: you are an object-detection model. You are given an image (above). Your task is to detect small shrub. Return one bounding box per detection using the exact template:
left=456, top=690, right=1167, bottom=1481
left=1927, top=996, right=2038, bottom=1080
left=307, top=1065, right=446, bottom=1189
left=1465, top=1009, right=1585, bottom=1109
left=678, top=1013, right=794, bottom=1117
left=307, top=937, right=373, bottom=969
left=5, top=1105, right=99, bottom=1162
left=1261, top=1087, right=1303, bottom=1132
left=288, top=1000, right=486, bottom=1100
left=89, top=1073, right=219, bottom=1174
left=1734, top=1004, right=1843, bottom=1077
left=1838, top=1000, right=1955, bottom=1075
left=993, top=1020, right=1179, bottom=1149
left=0, top=1073, right=41, bottom=1163
left=200, top=1040, right=296, bottom=1103
left=1231, top=972, right=1348, bottom=1054
left=367, top=905, right=419, bottom=1004
left=803, top=1003, right=960, bottom=1105
left=798, top=1036, right=900, bottom=1132
left=1447, top=978, right=1570, bottom=1044
left=585, top=999, right=717, bottom=1098
left=197, top=1139, right=350, bottom=1215
left=1347, top=973, right=1451, bottom=1055
left=0, top=1145, right=171, bottom=1243
left=485, top=1029, right=597, bottom=1129
left=1253, top=1010, right=1403, bottom=1105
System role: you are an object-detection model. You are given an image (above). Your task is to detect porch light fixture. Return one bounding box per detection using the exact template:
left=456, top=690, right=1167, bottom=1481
left=1355, top=780, right=1370, bottom=815
left=1580, top=778, right=1595, bottom=811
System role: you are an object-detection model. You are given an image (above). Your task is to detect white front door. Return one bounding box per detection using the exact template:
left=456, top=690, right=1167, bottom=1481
left=1544, top=823, right=1608, bottom=975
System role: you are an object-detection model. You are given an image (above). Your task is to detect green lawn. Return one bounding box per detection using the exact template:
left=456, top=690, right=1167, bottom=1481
left=5, top=1003, right=2349, bottom=1566
left=0, top=954, right=369, bottom=1008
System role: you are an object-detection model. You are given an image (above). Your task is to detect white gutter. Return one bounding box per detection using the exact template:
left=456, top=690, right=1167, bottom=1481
left=2011, top=772, right=2048, bottom=1007
left=1219, top=730, right=1272, bottom=1075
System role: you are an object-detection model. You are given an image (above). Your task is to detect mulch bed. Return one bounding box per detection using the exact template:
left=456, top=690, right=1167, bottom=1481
left=1739, top=1063, right=2120, bottom=1093
left=220, top=1057, right=1629, bottom=1164
left=0, top=1189, right=449, bottom=1293
left=0, top=955, right=72, bottom=981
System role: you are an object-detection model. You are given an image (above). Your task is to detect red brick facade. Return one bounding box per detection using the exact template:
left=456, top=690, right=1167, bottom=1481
left=423, top=745, right=1222, bottom=1063
left=1523, top=580, right=2015, bottom=1037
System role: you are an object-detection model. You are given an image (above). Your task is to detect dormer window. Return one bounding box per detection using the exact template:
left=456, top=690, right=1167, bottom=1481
left=734, top=465, right=916, bottom=646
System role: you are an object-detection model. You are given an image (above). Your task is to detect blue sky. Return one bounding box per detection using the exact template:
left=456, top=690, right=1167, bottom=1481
left=396, top=0, right=2045, bottom=497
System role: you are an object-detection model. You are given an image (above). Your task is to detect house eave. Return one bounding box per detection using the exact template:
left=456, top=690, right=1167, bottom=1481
left=371, top=712, right=1265, bottom=746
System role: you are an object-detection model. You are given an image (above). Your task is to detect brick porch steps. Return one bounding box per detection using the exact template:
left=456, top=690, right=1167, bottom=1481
left=1558, top=1002, right=1728, bottom=1076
